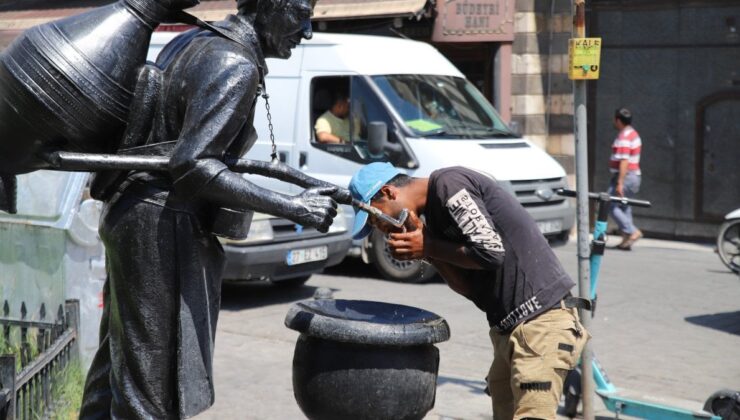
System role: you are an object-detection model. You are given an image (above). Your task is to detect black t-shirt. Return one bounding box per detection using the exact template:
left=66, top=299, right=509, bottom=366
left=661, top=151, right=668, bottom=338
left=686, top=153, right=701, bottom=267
left=425, top=166, right=574, bottom=333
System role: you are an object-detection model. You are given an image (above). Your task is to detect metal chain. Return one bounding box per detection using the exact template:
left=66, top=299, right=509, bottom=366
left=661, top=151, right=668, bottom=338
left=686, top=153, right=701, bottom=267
left=261, top=85, right=278, bottom=162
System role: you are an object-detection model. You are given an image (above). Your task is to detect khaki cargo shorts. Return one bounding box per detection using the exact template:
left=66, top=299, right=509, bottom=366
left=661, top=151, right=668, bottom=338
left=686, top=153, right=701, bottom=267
left=487, top=305, right=590, bottom=420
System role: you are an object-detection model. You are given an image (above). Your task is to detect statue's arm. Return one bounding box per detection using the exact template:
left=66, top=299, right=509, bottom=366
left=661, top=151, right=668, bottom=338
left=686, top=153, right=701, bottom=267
left=167, top=57, right=287, bottom=211
left=225, top=158, right=353, bottom=205
left=167, top=54, right=337, bottom=228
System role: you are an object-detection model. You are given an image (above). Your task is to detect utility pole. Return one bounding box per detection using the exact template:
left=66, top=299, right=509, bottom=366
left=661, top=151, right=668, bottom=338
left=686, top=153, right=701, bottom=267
left=572, top=1, right=595, bottom=419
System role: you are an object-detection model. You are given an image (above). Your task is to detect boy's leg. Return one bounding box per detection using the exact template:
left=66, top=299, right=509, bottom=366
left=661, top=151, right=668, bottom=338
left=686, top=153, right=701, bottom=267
left=509, top=307, right=590, bottom=419
left=488, top=329, right=514, bottom=420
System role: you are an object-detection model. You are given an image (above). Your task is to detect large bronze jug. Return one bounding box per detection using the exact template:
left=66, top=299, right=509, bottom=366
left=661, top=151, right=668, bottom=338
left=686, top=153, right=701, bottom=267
left=0, top=0, right=197, bottom=175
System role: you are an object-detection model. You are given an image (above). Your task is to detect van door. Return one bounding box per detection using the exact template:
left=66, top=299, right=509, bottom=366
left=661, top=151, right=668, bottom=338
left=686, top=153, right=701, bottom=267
left=300, top=74, right=412, bottom=190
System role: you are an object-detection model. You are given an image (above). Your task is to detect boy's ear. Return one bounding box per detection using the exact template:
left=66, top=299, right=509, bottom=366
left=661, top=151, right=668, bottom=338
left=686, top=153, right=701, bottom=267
left=380, top=185, right=396, bottom=200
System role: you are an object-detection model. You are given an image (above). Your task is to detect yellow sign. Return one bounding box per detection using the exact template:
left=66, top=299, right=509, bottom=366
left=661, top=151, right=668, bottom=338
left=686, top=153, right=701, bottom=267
left=568, top=37, right=602, bottom=80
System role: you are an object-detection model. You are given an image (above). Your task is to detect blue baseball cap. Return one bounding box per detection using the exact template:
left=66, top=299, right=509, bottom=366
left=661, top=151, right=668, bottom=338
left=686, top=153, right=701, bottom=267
left=348, top=162, right=401, bottom=240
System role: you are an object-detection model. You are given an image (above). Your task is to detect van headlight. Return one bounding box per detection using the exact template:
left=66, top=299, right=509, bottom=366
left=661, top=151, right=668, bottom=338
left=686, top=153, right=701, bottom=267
left=328, top=207, right=347, bottom=234
left=219, top=217, right=274, bottom=245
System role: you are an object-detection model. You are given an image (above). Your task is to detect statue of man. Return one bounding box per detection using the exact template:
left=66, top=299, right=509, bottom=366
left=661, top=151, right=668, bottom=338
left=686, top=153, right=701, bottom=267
left=79, top=0, right=332, bottom=418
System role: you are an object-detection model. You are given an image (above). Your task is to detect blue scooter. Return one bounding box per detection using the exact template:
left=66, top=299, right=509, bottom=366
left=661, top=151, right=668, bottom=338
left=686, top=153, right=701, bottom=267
left=556, top=189, right=735, bottom=420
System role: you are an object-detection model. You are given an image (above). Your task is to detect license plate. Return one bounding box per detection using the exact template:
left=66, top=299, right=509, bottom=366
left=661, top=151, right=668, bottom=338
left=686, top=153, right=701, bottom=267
left=286, top=246, right=328, bottom=266
left=536, top=219, right=563, bottom=234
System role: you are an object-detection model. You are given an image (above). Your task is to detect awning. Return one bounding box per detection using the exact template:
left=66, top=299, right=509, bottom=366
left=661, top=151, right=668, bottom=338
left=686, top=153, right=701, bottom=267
left=192, top=0, right=430, bottom=21
left=312, top=0, right=428, bottom=21
left=0, top=0, right=428, bottom=31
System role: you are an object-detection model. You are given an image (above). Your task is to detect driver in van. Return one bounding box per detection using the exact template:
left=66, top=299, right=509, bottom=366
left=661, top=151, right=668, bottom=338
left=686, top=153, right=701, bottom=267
left=348, top=162, right=591, bottom=420
left=419, top=83, right=443, bottom=120
left=315, top=90, right=350, bottom=143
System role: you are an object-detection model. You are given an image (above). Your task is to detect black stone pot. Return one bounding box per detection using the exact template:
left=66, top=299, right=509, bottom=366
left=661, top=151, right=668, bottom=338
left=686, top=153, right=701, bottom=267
left=285, top=299, right=451, bottom=420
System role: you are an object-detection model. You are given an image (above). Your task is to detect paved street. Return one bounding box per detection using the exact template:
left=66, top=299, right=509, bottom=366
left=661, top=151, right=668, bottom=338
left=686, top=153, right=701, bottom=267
left=195, top=238, right=740, bottom=420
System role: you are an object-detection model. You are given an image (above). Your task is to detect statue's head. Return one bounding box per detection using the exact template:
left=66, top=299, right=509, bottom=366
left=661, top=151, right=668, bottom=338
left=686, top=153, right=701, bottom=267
left=237, top=0, right=315, bottom=59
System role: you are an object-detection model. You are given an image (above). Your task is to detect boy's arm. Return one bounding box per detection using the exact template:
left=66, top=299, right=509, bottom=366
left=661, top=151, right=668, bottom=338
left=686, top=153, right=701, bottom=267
left=388, top=211, right=484, bottom=269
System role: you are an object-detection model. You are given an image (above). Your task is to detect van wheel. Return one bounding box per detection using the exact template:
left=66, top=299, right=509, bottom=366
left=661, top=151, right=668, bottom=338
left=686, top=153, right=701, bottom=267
left=369, top=230, right=436, bottom=283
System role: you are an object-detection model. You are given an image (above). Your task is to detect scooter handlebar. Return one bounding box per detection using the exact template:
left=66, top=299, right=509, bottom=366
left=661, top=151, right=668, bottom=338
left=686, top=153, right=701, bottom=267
left=556, top=188, right=651, bottom=208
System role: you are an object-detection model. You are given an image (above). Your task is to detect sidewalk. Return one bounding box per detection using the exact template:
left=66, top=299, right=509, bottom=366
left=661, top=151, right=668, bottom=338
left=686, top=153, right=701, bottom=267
left=603, top=235, right=714, bottom=253
left=195, top=238, right=739, bottom=419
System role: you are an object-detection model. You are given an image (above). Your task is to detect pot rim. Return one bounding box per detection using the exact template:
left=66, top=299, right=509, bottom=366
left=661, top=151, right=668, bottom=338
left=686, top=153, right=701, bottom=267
left=284, top=299, right=451, bottom=346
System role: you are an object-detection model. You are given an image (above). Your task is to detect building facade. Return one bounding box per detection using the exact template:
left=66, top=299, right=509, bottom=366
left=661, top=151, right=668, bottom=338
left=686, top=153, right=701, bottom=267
left=588, top=0, right=740, bottom=240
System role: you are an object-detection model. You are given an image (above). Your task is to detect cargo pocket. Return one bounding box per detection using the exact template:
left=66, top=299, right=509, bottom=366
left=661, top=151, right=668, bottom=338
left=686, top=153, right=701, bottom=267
left=553, top=318, right=589, bottom=370
left=520, top=314, right=589, bottom=371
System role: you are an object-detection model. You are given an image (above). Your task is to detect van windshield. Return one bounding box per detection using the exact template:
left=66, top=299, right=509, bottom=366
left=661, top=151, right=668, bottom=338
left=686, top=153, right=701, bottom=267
left=371, top=75, right=514, bottom=138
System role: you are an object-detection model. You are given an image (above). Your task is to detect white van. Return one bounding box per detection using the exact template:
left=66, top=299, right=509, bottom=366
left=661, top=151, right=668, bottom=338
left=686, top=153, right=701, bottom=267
left=149, top=31, right=574, bottom=283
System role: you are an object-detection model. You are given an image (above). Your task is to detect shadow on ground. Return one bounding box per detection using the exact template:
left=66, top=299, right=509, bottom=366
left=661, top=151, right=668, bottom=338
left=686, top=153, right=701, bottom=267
left=221, top=283, right=331, bottom=311
left=437, top=375, right=487, bottom=395
left=324, top=257, right=444, bottom=284
left=220, top=257, right=445, bottom=312
left=685, top=311, right=740, bottom=336
left=705, top=268, right=740, bottom=275
left=323, top=256, right=383, bottom=279
left=556, top=406, right=630, bottom=420
left=219, top=256, right=381, bottom=312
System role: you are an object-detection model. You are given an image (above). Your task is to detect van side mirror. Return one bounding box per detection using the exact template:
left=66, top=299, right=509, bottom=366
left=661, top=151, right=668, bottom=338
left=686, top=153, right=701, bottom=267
left=368, top=121, right=402, bottom=156
left=367, top=121, right=387, bottom=155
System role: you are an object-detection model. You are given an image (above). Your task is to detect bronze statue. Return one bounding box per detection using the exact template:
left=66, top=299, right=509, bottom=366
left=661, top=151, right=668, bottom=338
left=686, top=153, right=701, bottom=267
left=77, top=0, right=342, bottom=418
left=0, top=0, right=358, bottom=418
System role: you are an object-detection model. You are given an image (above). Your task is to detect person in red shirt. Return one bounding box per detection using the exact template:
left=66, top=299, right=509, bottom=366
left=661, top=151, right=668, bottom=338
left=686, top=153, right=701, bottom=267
left=609, top=107, right=643, bottom=250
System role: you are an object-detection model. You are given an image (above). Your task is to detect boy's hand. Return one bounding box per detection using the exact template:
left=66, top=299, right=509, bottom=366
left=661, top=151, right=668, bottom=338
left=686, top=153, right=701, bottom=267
left=403, top=209, right=423, bottom=232
left=388, top=211, right=425, bottom=260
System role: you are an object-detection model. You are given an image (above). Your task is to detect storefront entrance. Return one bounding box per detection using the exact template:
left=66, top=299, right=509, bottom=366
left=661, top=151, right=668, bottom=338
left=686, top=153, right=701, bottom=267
left=435, top=42, right=496, bottom=102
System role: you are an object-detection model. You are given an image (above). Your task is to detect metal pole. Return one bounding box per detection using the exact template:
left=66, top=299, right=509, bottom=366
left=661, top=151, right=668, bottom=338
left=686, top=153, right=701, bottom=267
left=573, top=1, right=595, bottom=419
left=46, top=152, right=355, bottom=205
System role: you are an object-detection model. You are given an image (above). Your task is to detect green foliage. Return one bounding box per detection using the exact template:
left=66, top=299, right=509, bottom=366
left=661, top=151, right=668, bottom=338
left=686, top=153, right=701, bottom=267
left=0, top=326, right=83, bottom=419
left=0, top=328, right=11, bottom=354
left=0, top=326, right=23, bottom=371
left=50, top=361, right=84, bottom=420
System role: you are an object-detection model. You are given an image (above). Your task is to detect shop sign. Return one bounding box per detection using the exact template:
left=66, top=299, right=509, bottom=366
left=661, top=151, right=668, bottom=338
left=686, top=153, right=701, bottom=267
left=432, top=0, right=514, bottom=42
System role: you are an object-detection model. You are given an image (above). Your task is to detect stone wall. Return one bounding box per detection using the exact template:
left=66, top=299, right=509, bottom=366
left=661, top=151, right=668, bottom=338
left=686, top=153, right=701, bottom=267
left=589, top=1, right=740, bottom=240
left=511, top=0, right=575, bottom=177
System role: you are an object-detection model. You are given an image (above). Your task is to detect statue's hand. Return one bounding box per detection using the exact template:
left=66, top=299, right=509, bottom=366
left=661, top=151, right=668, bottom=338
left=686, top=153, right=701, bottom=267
left=331, top=187, right=354, bottom=206
left=289, top=187, right=338, bottom=233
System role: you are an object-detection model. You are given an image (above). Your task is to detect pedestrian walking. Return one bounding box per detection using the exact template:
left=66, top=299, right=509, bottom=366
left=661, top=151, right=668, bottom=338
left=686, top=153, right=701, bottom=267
left=348, top=162, right=590, bottom=420
left=608, top=107, right=643, bottom=250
